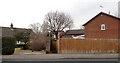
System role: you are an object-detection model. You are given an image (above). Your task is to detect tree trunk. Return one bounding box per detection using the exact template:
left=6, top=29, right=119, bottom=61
left=55, top=32, right=58, bottom=39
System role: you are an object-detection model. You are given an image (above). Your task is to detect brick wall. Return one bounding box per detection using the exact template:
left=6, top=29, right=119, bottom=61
left=85, top=14, right=119, bottom=39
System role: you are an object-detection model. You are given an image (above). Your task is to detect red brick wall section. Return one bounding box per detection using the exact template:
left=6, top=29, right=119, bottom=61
left=118, top=21, right=120, bottom=39
left=85, top=14, right=119, bottom=39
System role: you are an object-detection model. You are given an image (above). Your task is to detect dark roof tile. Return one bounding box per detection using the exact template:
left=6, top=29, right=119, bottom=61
left=63, top=29, right=84, bottom=35
left=1, top=27, right=32, bottom=37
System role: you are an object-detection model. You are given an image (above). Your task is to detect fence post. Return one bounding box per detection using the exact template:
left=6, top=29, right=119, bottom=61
left=58, top=32, right=60, bottom=54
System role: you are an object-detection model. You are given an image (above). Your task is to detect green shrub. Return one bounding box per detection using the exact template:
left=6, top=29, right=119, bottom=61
left=2, top=37, right=16, bottom=55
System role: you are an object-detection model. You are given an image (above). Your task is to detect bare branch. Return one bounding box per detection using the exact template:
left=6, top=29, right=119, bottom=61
left=44, top=11, right=73, bottom=39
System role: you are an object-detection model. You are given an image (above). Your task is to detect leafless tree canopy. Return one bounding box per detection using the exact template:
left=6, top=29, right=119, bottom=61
left=28, top=23, right=41, bottom=34
left=28, top=22, right=49, bottom=50
left=41, top=21, right=49, bottom=34
left=44, top=11, right=73, bottom=39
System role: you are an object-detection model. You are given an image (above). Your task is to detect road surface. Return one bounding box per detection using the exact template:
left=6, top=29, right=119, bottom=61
left=2, top=59, right=119, bottom=63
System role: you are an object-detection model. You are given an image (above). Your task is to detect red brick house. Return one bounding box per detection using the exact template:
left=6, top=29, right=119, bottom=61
left=51, top=31, right=65, bottom=39
left=61, top=29, right=84, bottom=38
left=83, top=12, right=120, bottom=39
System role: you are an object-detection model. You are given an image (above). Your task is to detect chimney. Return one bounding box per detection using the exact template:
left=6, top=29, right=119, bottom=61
left=10, top=23, right=13, bottom=29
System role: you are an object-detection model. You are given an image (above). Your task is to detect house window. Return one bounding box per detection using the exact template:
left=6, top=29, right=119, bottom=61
left=101, top=24, right=105, bottom=30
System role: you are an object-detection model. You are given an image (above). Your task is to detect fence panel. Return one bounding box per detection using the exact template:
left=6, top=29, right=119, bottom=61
left=57, top=38, right=119, bottom=54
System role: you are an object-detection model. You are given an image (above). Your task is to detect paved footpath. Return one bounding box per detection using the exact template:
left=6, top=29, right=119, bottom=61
left=2, top=54, right=119, bottom=59
left=2, top=50, right=120, bottom=63
left=2, top=50, right=119, bottom=60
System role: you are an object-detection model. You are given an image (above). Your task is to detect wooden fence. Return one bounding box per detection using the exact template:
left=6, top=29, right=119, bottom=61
left=52, top=41, right=58, bottom=53
left=54, top=38, right=119, bottom=54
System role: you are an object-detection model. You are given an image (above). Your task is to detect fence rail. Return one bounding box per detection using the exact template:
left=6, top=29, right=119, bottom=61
left=54, top=38, right=119, bottom=54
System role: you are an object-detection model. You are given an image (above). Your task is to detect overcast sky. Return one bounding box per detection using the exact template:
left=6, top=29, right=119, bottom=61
left=0, top=0, right=119, bottom=29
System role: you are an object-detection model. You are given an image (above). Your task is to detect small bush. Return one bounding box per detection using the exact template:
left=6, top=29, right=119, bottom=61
left=2, top=37, right=16, bottom=55
left=30, top=39, right=46, bottom=51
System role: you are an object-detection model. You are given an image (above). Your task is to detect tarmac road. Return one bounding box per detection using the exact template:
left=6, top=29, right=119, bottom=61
left=2, top=59, right=119, bottom=63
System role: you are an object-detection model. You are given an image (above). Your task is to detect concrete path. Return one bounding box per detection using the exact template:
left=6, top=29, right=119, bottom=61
left=14, top=50, right=45, bottom=55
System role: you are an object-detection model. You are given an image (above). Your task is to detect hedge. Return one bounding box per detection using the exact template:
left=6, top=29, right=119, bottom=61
left=2, top=37, right=16, bottom=55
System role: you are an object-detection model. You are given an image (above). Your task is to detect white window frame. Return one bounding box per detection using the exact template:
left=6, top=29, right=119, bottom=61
left=101, top=24, right=105, bottom=30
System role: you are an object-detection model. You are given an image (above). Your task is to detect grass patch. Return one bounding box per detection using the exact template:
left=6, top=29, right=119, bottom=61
left=15, top=48, right=21, bottom=50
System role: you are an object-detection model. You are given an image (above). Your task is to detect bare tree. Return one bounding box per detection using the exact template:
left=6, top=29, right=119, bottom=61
left=44, top=11, right=73, bottom=39
left=41, top=21, right=49, bottom=34
left=28, top=23, right=41, bottom=34
left=28, top=22, right=49, bottom=50
left=28, top=23, right=41, bottom=40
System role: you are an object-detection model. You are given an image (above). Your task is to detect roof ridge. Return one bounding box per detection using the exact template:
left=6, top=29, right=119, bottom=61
left=100, top=12, right=119, bottom=19
left=83, top=12, right=120, bottom=26
left=1, top=26, right=30, bottom=30
left=67, top=29, right=84, bottom=31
